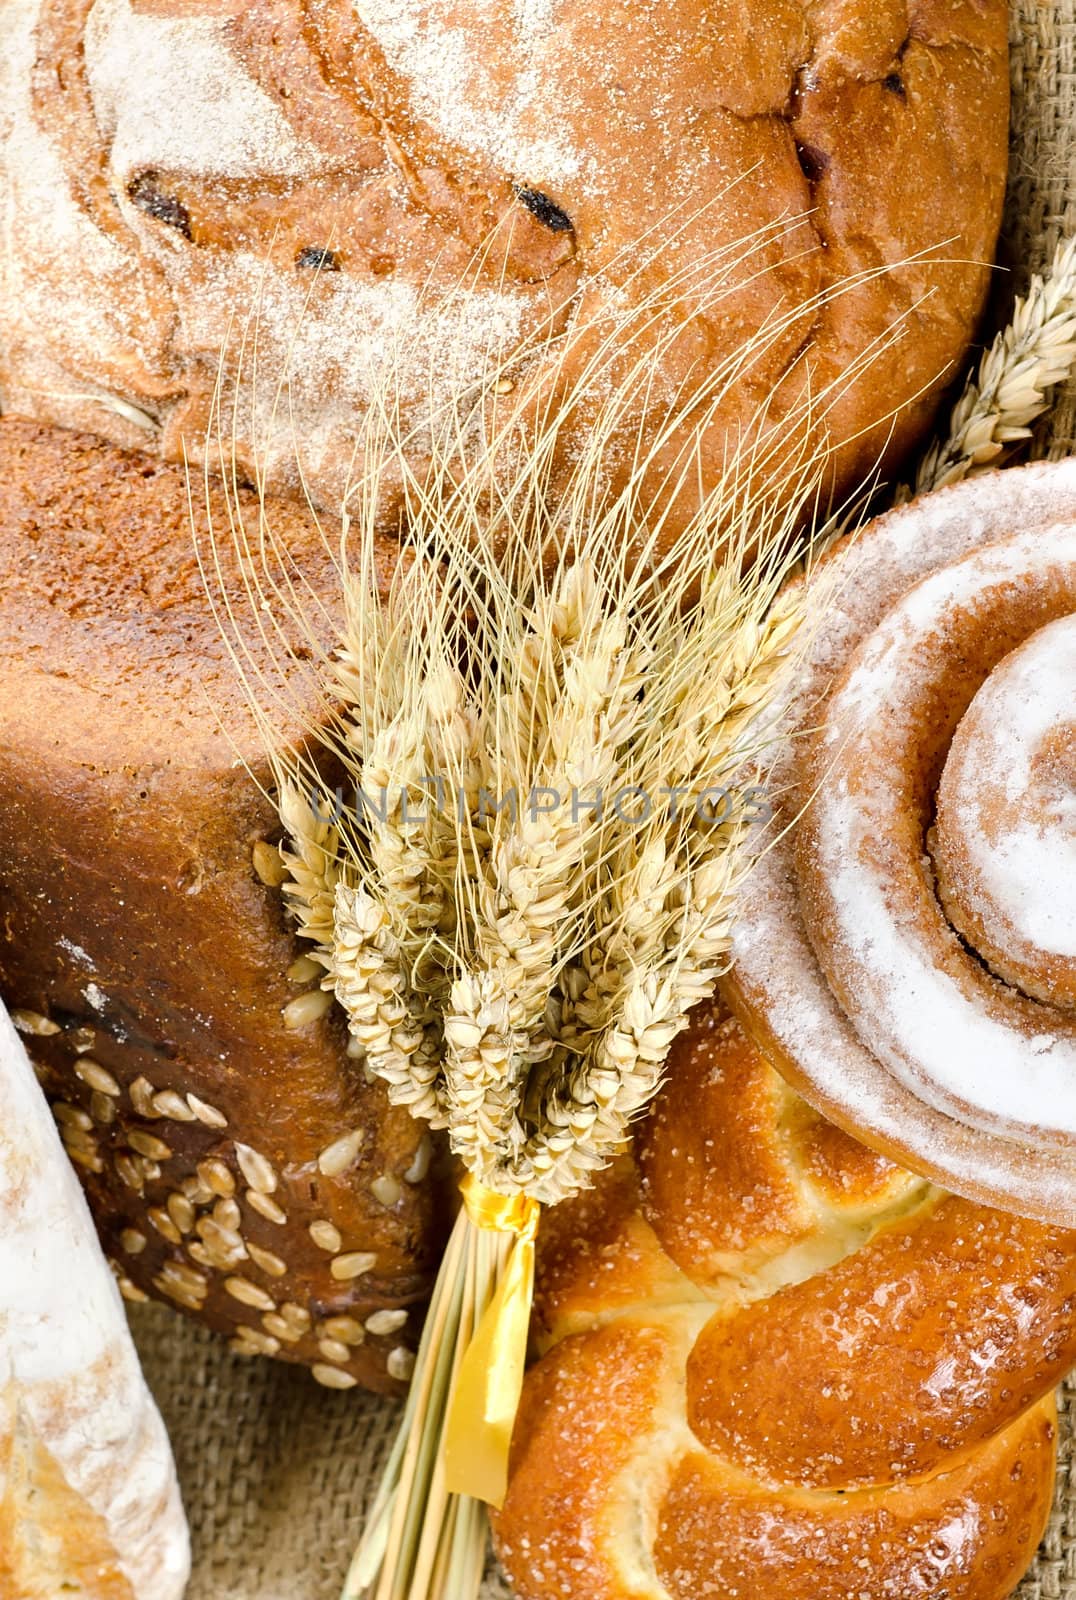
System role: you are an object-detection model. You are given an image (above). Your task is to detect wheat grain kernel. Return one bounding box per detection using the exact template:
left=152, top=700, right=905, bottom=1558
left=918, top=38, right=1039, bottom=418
left=160, top=1261, right=207, bottom=1295
left=115, top=1153, right=144, bottom=1194
left=312, top=1364, right=357, bottom=1390
left=323, top=1315, right=365, bottom=1346
left=246, top=1190, right=287, bottom=1225
left=318, top=1337, right=351, bottom=1365
left=403, top=1136, right=432, bottom=1185
left=280, top=1302, right=311, bottom=1331
left=248, top=1243, right=287, bottom=1279
left=153, top=1089, right=196, bottom=1122
left=119, top=1277, right=149, bottom=1304
left=283, top=989, right=333, bottom=1029
left=224, top=1276, right=276, bottom=1312
left=12, top=1009, right=59, bottom=1036
left=128, top=1129, right=172, bottom=1161
left=121, top=1228, right=147, bottom=1256
left=387, top=1346, right=415, bottom=1381
left=317, top=1129, right=364, bottom=1178
left=199, top=1159, right=235, bottom=1198
left=236, top=1327, right=281, bottom=1357
left=331, top=1252, right=377, bottom=1282
left=187, top=1093, right=228, bottom=1129
left=212, top=1198, right=242, bottom=1231
left=53, top=1102, right=92, bottom=1131
left=129, top=1077, right=159, bottom=1118
left=76, top=1059, right=120, bottom=1096
left=262, top=1313, right=301, bottom=1343
left=252, top=840, right=287, bottom=887
left=308, top=1220, right=342, bottom=1252
left=365, top=1309, right=408, bottom=1337
left=90, top=1091, right=116, bottom=1125
left=67, top=1145, right=105, bottom=1174
left=167, top=1193, right=195, bottom=1234
left=235, top=1143, right=277, bottom=1194
left=148, top=1207, right=182, bottom=1245
left=287, top=955, right=323, bottom=984
left=371, top=1174, right=402, bottom=1207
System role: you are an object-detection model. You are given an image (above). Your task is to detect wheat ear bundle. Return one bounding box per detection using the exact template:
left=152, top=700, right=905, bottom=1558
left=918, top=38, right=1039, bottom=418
left=911, top=233, right=1076, bottom=494
left=197, top=211, right=931, bottom=1600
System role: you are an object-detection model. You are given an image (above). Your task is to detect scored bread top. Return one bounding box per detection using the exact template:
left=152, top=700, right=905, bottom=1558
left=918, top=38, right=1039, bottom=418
left=0, top=0, right=1009, bottom=552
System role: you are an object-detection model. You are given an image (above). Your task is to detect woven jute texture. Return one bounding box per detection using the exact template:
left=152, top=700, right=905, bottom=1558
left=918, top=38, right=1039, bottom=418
left=127, top=8, right=1076, bottom=1595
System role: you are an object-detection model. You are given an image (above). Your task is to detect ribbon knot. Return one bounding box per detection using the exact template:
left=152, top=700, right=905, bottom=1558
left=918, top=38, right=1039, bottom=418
left=443, top=1176, right=541, bottom=1508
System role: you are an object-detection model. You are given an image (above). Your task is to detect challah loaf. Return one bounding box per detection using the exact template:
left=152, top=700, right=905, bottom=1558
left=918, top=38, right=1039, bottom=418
left=722, top=457, right=1076, bottom=1224
left=0, top=415, right=442, bottom=1392
left=0, top=0, right=1009, bottom=550
left=495, top=1001, right=1076, bottom=1599
left=0, top=996, right=188, bottom=1600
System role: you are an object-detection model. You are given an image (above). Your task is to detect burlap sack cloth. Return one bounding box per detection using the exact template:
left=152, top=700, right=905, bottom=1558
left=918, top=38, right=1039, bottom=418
left=125, top=9, right=1076, bottom=1594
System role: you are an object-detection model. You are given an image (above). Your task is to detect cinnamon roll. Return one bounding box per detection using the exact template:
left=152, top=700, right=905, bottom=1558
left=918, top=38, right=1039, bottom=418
left=722, top=460, right=1076, bottom=1221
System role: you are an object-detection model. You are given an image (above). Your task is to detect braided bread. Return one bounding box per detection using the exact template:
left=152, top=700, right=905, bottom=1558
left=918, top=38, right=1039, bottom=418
left=723, top=458, right=1076, bottom=1223
left=0, top=415, right=442, bottom=1392
left=0, top=0, right=1009, bottom=549
left=495, top=1001, right=1076, bottom=1600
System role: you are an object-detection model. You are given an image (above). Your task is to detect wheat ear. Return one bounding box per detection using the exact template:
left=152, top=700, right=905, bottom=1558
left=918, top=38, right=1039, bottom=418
left=913, top=234, right=1076, bottom=493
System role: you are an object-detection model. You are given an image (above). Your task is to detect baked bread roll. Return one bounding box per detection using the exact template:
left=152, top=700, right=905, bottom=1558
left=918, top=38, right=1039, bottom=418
left=722, top=457, right=1076, bottom=1223
left=495, top=1001, right=1076, bottom=1600
left=0, top=995, right=188, bottom=1600
left=0, top=0, right=1009, bottom=549
left=0, top=415, right=442, bottom=1392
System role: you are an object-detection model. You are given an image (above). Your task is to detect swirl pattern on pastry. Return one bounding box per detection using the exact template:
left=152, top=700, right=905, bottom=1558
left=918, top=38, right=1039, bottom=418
left=723, top=459, right=1076, bottom=1221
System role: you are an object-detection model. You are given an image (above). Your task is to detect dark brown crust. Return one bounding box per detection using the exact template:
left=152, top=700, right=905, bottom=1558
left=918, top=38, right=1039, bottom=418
left=495, top=1000, right=1074, bottom=1600
left=4, top=0, right=1009, bottom=551
left=0, top=416, right=447, bottom=1392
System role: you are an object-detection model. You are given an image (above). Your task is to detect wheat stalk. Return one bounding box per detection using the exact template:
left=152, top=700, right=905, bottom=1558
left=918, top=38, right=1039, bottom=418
left=912, top=234, right=1076, bottom=494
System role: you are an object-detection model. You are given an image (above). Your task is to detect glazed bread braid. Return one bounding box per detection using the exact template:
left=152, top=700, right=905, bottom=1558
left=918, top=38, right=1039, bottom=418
left=495, top=1001, right=1076, bottom=1600
left=0, top=415, right=443, bottom=1393
left=0, top=0, right=1009, bottom=550
left=723, top=458, right=1076, bottom=1224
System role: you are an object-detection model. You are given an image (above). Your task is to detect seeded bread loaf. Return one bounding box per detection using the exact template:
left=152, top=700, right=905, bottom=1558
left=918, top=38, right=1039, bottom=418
left=0, top=414, right=444, bottom=1393
left=0, top=0, right=1009, bottom=551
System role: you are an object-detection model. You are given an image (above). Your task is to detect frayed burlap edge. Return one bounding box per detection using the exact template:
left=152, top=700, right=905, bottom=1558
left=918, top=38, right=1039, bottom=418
left=128, top=7, right=1076, bottom=1594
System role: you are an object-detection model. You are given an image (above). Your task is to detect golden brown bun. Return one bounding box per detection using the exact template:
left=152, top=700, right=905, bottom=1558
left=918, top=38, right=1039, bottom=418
left=495, top=1002, right=1075, bottom=1600
left=0, top=415, right=443, bottom=1392
left=1, top=0, right=1009, bottom=550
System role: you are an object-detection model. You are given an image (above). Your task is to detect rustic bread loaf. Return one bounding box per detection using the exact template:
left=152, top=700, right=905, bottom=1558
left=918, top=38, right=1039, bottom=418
left=0, top=997, right=188, bottom=1600
left=0, top=414, right=443, bottom=1393
left=495, top=1001, right=1076, bottom=1600
left=0, top=0, right=1009, bottom=551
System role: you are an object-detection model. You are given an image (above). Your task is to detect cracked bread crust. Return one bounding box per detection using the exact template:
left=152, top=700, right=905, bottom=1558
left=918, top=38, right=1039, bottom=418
left=1, top=0, right=1008, bottom=550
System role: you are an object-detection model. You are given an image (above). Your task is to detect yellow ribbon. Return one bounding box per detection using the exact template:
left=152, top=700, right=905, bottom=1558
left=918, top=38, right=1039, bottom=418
left=442, top=1175, right=540, bottom=1509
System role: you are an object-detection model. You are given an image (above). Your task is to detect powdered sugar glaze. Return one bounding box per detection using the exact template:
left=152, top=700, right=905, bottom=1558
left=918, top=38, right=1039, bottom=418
left=723, top=460, right=1076, bottom=1225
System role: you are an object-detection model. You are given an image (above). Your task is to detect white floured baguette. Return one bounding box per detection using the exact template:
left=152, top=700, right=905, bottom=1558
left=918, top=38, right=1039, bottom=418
left=0, top=999, right=189, bottom=1598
